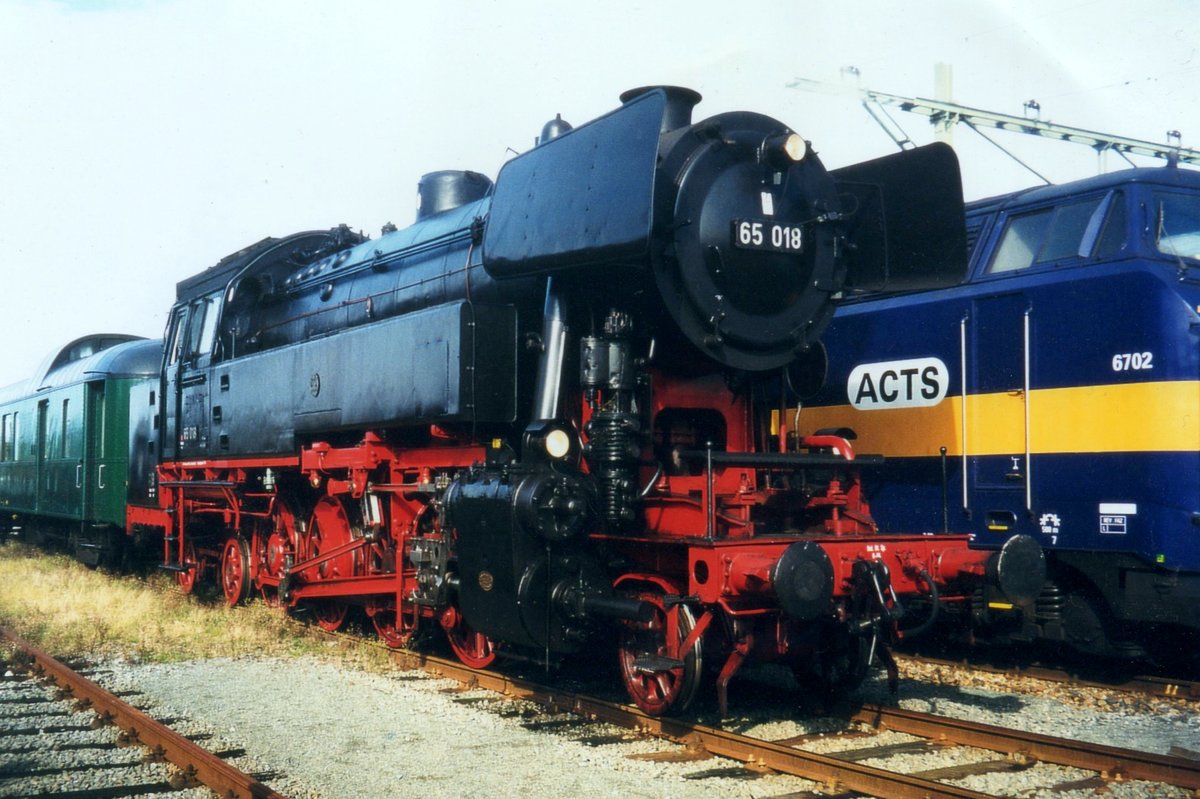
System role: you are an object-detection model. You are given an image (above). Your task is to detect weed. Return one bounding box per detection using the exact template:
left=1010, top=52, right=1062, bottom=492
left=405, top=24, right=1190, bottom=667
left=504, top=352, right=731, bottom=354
left=0, top=541, right=392, bottom=670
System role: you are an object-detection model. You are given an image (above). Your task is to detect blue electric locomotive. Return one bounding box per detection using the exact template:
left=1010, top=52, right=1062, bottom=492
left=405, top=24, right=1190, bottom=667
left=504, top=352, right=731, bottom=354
left=796, top=165, right=1200, bottom=666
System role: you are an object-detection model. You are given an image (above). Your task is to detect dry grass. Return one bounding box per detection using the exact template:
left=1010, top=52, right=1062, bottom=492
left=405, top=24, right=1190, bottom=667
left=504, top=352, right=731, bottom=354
left=0, top=540, right=392, bottom=669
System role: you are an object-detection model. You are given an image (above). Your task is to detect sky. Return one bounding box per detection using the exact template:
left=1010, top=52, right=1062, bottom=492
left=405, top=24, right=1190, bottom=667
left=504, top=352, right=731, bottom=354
left=1, top=0, right=1197, bottom=382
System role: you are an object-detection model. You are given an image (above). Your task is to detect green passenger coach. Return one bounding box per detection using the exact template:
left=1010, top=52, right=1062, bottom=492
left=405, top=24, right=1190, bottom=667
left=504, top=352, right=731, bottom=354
left=0, top=334, right=161, bottom=564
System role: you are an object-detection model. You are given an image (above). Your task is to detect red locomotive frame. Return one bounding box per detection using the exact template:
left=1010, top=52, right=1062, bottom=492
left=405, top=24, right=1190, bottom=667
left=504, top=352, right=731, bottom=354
left=134, top=369, right=1009, bottom=715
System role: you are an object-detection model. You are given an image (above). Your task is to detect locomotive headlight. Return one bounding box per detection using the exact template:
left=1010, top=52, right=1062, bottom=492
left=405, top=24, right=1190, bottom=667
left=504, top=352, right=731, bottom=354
left=764, top=132, right=808, bottom=166
left=545, top=428, right=571, bottom=459
left=782, top=133, right=806, bottom=161
left=522, top=420, right=578, bottom=463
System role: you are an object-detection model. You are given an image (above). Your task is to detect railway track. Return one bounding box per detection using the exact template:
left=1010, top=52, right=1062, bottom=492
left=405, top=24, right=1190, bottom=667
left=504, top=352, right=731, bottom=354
left=6, top=556, right=1195, bottom=798
left=897, top=651, right=1200, bottom=702
left=0, top=626, right=286, bottom=799
left=364, top=639, right=1200, bottom=799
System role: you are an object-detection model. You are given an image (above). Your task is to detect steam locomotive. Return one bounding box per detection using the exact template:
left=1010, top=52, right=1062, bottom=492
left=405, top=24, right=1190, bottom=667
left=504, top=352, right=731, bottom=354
left=3, top=87, right=1041, bottom=715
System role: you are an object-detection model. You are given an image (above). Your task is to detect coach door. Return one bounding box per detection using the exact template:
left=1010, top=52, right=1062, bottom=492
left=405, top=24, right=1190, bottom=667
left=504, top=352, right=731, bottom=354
left=163, top=293, right=221, bottom=460
left=84, top=381, right=123, bottom=526
left=35, top=399, right=48, bottom=514
left=967, top=292, right=1031, bottom=535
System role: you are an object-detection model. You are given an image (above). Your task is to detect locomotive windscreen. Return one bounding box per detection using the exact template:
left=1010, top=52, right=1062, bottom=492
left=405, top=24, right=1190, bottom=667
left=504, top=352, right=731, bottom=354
left=482, top=89, right=664, bottom=276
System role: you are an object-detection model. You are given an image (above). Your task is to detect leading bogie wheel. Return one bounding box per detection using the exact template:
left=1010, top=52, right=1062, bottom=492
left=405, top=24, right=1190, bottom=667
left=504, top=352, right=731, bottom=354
left=221, top=537, right=252, bottom=607
left=439, top=605, right=497, bottom=669
left=617, top=588, right=703, bottom=716
left=176, top=540, right=199, bottom=594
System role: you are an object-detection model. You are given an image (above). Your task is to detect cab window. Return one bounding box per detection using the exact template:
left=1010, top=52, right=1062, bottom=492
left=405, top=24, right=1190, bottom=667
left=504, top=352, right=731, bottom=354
left=988, top=211, right=1051, bottom=273
left=167, top=294, right=222, bottom=366
left=1155, top=191, right=1200, bottom=261
left=1093, top=192, right=1127, bottom=258
left=987, top=195, right=1111, bottom=274
left=191, top=297, right=220, bottom=360
left=166, top=311, right=188, bottom=365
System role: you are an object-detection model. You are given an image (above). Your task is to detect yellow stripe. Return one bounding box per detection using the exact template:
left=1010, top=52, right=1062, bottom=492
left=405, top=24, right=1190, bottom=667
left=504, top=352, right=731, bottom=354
left=788, top=381, right=1200, bottom=457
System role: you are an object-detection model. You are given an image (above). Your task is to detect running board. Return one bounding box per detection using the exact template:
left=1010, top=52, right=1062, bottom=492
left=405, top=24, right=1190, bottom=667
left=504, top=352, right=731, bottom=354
left=158, top=562, right=192, bottom=574
left=633, top=655, right=685, bottom=673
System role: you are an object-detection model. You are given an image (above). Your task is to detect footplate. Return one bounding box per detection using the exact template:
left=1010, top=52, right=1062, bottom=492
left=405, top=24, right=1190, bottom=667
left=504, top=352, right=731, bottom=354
left=633, top=655, right=685, bottom=673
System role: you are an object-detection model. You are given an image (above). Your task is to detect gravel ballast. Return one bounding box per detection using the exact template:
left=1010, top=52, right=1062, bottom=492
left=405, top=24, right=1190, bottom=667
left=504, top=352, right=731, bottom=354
left=37, top=655, right=1200, bottom=799
left=91, top=657, right=824, bottom=799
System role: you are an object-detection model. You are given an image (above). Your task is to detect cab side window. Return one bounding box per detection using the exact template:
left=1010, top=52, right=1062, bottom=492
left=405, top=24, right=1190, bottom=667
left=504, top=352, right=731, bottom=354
left=166, top=310, right=188, bottom=366
left=190, top=298, right=220, bottom=361
left=1155, top=191, right=1200, bottom=261
left=988, top=210, right=1052, bottom=273
left=1093, top=192, right=1127, bottom=258
left=987, top=195, right=1115, bottom=274
left=167, top=294, right=222, bottom=366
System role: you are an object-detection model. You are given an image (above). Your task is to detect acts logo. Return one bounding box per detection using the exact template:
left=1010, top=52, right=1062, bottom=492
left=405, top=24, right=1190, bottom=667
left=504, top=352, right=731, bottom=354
left=846, top=357, right=949, bottom=410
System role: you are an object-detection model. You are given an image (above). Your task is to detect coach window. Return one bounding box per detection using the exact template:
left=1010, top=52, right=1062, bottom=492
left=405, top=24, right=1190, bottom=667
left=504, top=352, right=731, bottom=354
left=1, top=413, right=10, bottom=461
left=60, top=399, right=69, bottom=458
left=1, top=412, right=16, bottom=462
left=987, top=196, right=1105, bottom=274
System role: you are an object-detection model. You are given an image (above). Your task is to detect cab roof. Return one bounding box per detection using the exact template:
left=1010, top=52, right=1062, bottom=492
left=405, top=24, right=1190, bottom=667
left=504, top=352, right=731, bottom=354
left=968, top=166, right=1200, bottom=216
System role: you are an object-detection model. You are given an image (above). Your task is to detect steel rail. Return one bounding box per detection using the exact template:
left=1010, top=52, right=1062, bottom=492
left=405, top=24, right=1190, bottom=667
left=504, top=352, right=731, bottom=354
left=896, top=652, right=1200, bottom=702
left=385, top=645, right=1200, bottom=795
left=851, top=703, right=1200, bottom=791
left=0, top=626, right=286, bottom=799
left=386, top=648, right=989, bottom=799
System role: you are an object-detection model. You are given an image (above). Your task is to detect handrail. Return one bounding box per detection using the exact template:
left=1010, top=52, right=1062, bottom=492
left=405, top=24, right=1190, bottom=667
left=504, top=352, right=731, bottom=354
left=677, top=450, right=885, bottom=468
left=960, top=314, right=970, bottom=513
left=1023, top=307, right=1033, bottom=511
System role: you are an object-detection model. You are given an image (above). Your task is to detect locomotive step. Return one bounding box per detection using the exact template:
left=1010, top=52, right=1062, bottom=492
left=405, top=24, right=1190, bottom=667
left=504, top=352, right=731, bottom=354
left=157, top=562, right=193, bottom=574
left=632, top=655, right=686, bottom=673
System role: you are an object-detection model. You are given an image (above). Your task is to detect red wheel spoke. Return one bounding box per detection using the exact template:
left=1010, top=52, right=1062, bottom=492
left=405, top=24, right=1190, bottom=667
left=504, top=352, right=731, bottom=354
left=307, top=497, right=360, bottom=581
left=221, top=538, right=251, bottom=607
left=368, top=601, right=417, bottom=648
left=617, top=587, right=703, bottom=716
left=441, top=607, right=497, bottom=669
left=176, top=541, right=198, bottom=594
left=312, top=601, right=348, bottom=632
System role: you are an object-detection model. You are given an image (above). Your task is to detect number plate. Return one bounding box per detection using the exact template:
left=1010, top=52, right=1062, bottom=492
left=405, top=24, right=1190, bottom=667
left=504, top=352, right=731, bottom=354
left=732, top=219, right=804, bottom=253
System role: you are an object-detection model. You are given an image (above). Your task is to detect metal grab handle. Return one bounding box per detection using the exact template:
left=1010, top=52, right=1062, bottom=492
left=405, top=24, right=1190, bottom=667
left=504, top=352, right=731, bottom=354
left=959, top=315, right=969, bottom=513
left=1023, top=307, right=1032, bottom=512
left=76, top=464, right=82, bottom=489
left=98, top=464, right=106, bottom=489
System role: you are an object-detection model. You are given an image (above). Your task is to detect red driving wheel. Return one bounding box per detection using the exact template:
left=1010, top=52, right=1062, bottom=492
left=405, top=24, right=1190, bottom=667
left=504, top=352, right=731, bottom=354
left=221, top=537, right=251, bottom=607
left=368, top=600, right=418, bottom=648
